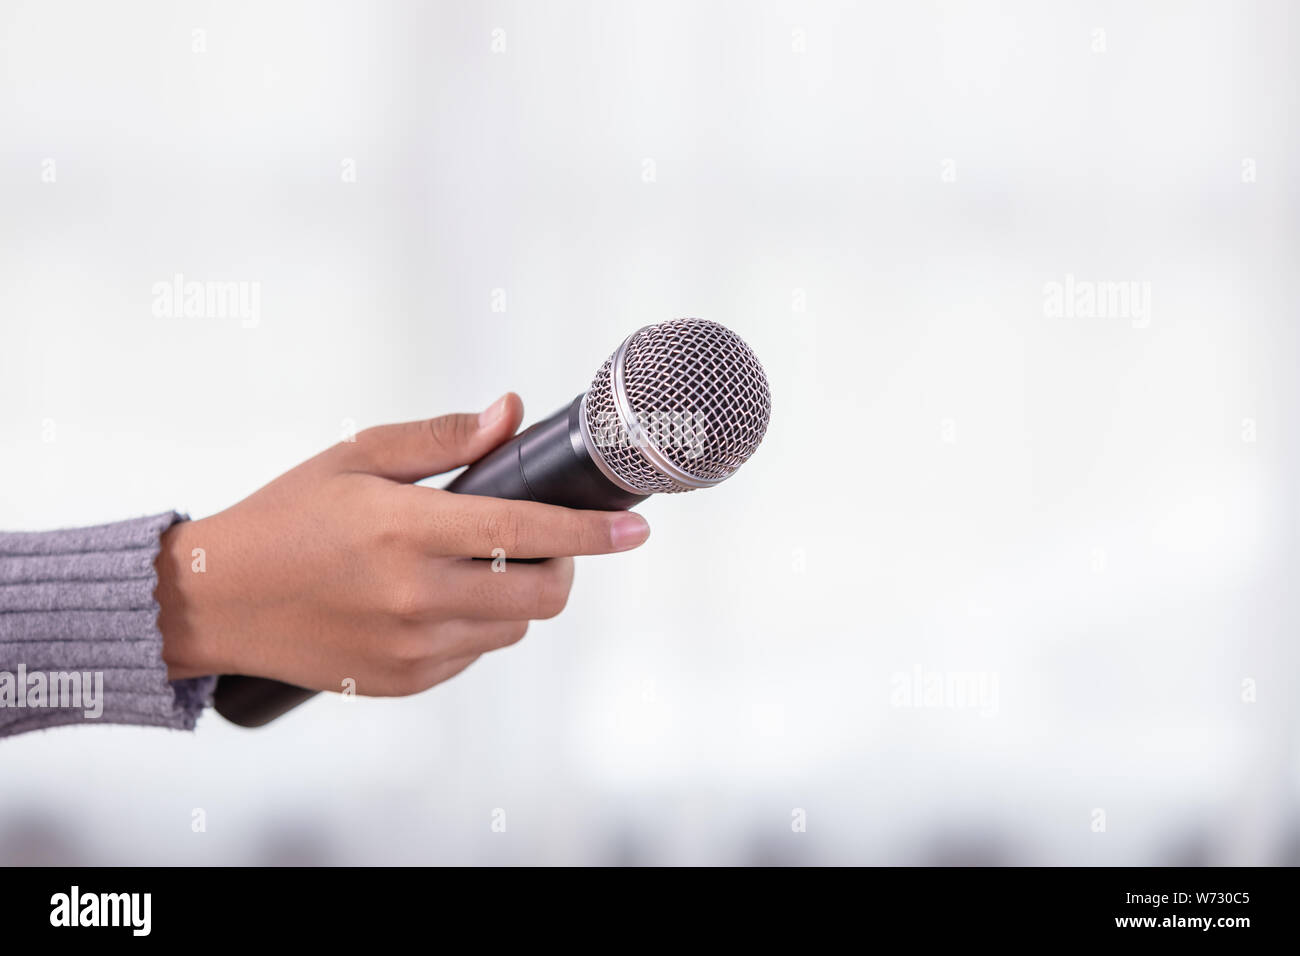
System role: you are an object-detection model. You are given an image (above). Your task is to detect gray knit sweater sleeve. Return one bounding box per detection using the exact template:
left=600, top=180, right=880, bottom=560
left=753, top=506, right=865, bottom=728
left=0, top=512, right=216, bottom=737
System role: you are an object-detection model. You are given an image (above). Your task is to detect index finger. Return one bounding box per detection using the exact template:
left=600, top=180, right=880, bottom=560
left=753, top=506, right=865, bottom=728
left=398, top=486, right=651, bottom=558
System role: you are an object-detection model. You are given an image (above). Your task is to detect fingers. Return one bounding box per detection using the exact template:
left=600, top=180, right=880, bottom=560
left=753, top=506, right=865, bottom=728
left=421, top=619, right=531, bottom=659
left=382, top=622, right=526, bottom=696
left=421, top=654, right=480, bottom=687
left=399, top=486, right=651, bottom=558
left=341, top=393, right=525, bottom=483
left=377, top=653, right=482, bottom=697
left=433, top=557, right=576, bottom=621
left=332, top=615, right=532, bottom=697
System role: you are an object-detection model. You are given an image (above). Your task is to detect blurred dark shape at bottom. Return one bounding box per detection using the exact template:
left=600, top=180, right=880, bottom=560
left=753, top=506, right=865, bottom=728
left=744, top=832, right=813, bottom=867
left=920, top=828, right=1017, bottom=867
left=602, top=824, right=651, bottom=867
left=1284, top=823, right=1300, bottom=866
left=0, top=808, right=88, bottom=866
left=256, top=817, right=336, bottom=867
left=1161, top=831, right=1212, bottom=867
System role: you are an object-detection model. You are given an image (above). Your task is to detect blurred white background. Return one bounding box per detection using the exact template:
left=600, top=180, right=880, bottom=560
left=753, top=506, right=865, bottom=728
left=1, top=0, right=1297, bottom=865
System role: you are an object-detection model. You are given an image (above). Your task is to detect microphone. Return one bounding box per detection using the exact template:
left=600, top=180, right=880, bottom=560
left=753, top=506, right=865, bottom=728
left=213, top=318, right=772, bottom=727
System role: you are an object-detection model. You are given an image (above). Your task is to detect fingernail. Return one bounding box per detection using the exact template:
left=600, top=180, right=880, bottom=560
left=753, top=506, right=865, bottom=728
left=479, top=395, right=508, bottom=428
left=610, top=512, right=651, bottom=551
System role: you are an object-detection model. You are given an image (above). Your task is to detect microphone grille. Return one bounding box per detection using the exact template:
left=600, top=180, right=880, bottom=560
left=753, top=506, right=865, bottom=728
left=582, top=318, right=772, bottom=494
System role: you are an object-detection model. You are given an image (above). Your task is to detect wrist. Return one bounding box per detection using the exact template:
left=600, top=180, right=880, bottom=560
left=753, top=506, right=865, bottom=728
left=156, top=519, right=222, bottom=679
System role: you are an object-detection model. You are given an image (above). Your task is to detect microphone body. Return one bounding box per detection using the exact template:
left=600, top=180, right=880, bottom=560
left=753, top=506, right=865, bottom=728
left=445, top=394, right=645, bottom=509
left=213, top=318, right=770, bottom=728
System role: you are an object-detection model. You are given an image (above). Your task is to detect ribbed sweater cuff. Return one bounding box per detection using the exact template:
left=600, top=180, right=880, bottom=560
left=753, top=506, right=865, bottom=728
left=0, top=512, right=216, bottom=737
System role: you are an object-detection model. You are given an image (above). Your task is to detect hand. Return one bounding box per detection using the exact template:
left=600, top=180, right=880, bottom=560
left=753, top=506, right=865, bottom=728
left=155, top=393, right=651, bottom=696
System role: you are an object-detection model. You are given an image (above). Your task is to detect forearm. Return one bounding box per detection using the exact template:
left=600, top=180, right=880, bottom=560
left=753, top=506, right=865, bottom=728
left=0, top=512, right=215, bottom=738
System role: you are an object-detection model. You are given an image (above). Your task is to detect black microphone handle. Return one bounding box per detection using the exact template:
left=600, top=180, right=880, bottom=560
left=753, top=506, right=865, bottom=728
left=212, top=394, right=646, bottom=728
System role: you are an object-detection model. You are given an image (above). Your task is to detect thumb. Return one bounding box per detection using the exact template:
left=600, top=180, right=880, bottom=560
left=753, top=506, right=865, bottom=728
left=343, top=393, right=525, bottom=483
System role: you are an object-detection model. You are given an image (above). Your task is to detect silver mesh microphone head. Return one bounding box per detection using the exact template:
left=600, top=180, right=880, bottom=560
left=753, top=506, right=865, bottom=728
left=579, top=318, right=772, bottom=495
